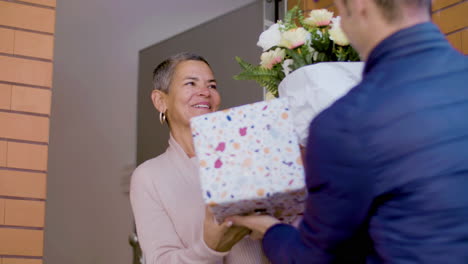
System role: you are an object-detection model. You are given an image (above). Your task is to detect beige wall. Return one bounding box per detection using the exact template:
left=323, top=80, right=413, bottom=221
left=0, top=0, right=56, bottom=263
left=289, top=0, right=468, bottom=55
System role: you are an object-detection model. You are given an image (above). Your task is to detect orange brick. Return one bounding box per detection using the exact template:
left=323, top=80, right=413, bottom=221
left=305, top=0, right=334, bottom=9
left=0, top=2, right=55, bottom=33
left=447, top=31, right=463, bottom=51
left=0, top=28, right=14, bottom=54
left=6, top=142, right=48, bottom=171
left=0, top=170, right=46, bottom=199
left=4, top=200, right=45, bottom=227
left=0, top=56, right=52, bottom=87
left=0, top=199, right=4, bottom=224
left=0, top=112, right=49, bottom=142
left=0, top=83, right=12, bottom=110
left=328, top=5, right=339, bottom=16
left=432, top=1, right=468, bottom=34
left=432, top=0, right=461, bottom=11
left=11, top=86, right=51, bottom=115
left=18, top=0, right=56, bottom=7
left=0, top=141, right=6, bottom=167
left=0, top=228, right=43, bottom=256
left=3, top=259, right=42, bottom=264
left=288, top=0, right=306, bottom=11
left=14, top=31, right=54, bottom=60
left=462, top=28, right=468, bottom=55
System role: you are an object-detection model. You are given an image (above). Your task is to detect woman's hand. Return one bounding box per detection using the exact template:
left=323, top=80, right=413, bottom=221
left=215, top=225, right=252, bottom=252
left=226, top=214, right=280, bottom=240
left=203, top=206, right=252, bottom=252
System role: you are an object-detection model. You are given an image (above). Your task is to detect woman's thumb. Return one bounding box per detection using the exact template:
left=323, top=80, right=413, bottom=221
left=220, top=219, right=233, bottom=231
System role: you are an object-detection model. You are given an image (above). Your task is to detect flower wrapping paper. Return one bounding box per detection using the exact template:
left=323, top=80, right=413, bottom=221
left=191, top=98, right=306, bottom=223
left=279, top=62, right=364, bottom=146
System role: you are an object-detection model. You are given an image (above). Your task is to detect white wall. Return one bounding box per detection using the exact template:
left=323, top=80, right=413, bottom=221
left=44, top=0, right=257, bottom=263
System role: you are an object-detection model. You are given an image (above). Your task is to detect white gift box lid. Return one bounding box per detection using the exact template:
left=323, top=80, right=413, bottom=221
left=190, top=98, right=306, bottom=222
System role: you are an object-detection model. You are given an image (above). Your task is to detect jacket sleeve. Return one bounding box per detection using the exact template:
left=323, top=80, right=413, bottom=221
left=130, top=164, right=228, bottom=264
left=262, top=104, right=375, bottom=263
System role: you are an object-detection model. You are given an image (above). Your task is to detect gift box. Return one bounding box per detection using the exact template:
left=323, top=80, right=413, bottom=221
left=190, top=98, right=306, bottom=223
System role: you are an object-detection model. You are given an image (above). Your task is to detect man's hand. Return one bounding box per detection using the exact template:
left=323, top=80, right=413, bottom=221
left=227, top=214, right=280, bottom=240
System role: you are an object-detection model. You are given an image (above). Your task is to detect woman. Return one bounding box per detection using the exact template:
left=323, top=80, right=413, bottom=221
left=130, top=52, right=268, bottom=263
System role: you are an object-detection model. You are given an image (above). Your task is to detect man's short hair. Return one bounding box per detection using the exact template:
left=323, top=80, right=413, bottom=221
left=373, top=0, right=432, bottom=22
left=152, top=52, right=210, bottom=93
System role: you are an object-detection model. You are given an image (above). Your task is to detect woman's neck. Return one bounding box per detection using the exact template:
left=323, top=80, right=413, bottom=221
left=170, top=126, right=196, bottom=158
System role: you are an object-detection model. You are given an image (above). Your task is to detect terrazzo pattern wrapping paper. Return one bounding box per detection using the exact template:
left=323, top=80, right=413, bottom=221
left=190, top=98, right=306, bottom=223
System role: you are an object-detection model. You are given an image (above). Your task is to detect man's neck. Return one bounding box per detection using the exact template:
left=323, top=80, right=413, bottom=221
left=361, top=13, right=430, bottom=61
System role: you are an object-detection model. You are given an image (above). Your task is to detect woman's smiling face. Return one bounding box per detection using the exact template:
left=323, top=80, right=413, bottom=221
left=164, top=60, right=221, bottom=129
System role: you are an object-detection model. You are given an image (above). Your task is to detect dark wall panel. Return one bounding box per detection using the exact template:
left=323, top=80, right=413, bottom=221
left=137, top=1, right=264, bottom=164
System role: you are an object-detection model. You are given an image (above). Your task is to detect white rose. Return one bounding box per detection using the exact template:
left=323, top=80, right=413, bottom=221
left=260, top=48, right=286, bottom=69
left=304, top=9, right=334, bottom=27
left=329, top=16, right=350, bottom=46
left=279, top=27, right=310, bottom=49
left=282, top=59, right=294, bottom=76
left=257, top=23, right=282, bottom=51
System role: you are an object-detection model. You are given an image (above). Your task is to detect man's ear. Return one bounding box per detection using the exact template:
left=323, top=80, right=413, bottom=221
left=335, top=0, right=350, bottom=16
left=151, top=89, right=167, bottom=113
left=335, top=0, right=367, bottom=16
left=357, top=0, right=370, bottom=18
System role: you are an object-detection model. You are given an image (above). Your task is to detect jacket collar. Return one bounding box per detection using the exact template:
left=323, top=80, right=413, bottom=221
left=364, top=22, right=450, bottom=76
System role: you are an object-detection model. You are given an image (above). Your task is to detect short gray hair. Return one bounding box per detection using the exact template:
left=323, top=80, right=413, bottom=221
left=373, top=0, right=431, bottom=22
left=152, top=52, right=210, bottom=93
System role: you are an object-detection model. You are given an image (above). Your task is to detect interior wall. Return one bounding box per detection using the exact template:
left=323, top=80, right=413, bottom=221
left=137, top=1, right=264, bottom=165
left=44, top=0, right=257, bottom=263
left=288, top=0, right=468, bottom=54
left=0, top=0, right=56, bottom=263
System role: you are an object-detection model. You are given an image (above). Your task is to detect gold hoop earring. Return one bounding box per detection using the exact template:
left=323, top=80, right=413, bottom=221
left=159, top=111, right=166, bottom=125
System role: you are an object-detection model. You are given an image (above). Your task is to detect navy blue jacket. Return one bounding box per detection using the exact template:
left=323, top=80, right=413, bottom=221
left=262, top=23, right=468, bottom=263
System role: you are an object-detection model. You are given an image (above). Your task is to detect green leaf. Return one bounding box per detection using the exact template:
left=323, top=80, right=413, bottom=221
left=316, top=52, right=328, bottom=62
left=233, top=57, right=282, bottom=97
left=299, top=44, right=313, bottom=65
left=235, top=56, right=251, bottom=71
left=283, top=6, right=298, bottom=30
left=285, top=49, right=306, bottom=70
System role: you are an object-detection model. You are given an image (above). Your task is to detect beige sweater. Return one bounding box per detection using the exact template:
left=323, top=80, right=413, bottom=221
left=130, top=135, right=269, bottom=264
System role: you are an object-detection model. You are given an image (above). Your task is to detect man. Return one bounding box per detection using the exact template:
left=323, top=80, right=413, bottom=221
left=229, top=0, right=468, bottom=263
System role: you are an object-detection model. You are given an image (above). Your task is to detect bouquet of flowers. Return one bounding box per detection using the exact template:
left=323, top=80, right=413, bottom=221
left=234, top=6, right=360, bottom=97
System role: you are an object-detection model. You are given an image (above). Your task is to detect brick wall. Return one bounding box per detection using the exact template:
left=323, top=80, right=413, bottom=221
left=432, top=0, right=467, bottom=53
left=288, top=0, right=468, bottom=54
left=0, top=0, right=56, bottom=263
